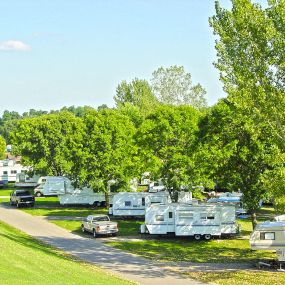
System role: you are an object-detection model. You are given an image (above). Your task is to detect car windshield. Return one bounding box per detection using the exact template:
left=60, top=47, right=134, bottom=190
left=94, top=216, right=109, bottom=222
left=16, top=191, right=30, bottom=196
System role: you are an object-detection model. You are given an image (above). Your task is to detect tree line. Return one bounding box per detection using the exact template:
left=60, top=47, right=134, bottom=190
left=0, top=0, right=284, bottom=228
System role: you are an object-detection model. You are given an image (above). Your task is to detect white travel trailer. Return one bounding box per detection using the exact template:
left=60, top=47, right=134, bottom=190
left=140, top=203, right=238, bottom=240
left=250, top=217, right=285, bottom=262
left=34, top=176, right=73, bottom=197
left=0, top=159, right=27, bottom=182
left=109, top=192, right=171, bottom=217
left=15, top=172, right=40, bottom=188
left=58, top=188, right=112, bottom=206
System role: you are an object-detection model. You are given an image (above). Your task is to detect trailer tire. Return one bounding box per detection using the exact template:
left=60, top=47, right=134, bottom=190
left=81, top=225, right=85, bottom=233
left=194, top=234, right=201, bottom=240
left=204, top=234, right=211, bottom=240
left=35, top=192, right=42, bottom=197
left=93, top=229, right=97, bottom=238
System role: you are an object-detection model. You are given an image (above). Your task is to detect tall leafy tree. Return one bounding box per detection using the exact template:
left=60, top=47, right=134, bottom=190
left=83, top=109, right=138, bottom=205
left=114, top=78, right=158, bottom=116
left=151, top=65, right=207, bottom=109
left=136, top=105, right=201, bottom=198
left=10, top=111, right=86, bottom=186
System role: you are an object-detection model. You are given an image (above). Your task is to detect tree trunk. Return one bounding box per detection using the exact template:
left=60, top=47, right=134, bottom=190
left=251, top=212, right=258, bottom=229
left=105, top=192, right=110, bottom=208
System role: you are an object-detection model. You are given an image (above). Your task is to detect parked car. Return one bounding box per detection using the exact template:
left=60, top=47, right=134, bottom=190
left=81, top=215, right=118, bottom=237
left=10, top=189, right=35, bottom=208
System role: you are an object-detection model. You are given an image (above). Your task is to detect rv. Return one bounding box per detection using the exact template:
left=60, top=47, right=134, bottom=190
left=207, top=192, right=246, bottom=215
left=109, top=192, right=171, bottom=217
left=0, top=173, right=8, bottom=187
left=140, top=203, right=239, bottom=240
left=34, top=176, right=73, bottom=197
left=250, top=216, right=285, bottom=262
left=15, top=172, right=40, bottom=188
left=58, top=188, right=112, bottom=206
left=0, top=159, right=27, bottom=182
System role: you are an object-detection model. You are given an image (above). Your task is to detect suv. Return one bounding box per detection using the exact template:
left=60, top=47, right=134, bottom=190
left=10, top=190, right=35, bottom=208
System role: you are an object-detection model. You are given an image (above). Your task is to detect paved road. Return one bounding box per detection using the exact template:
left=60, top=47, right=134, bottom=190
left=0, top=204, right=206, bottom=285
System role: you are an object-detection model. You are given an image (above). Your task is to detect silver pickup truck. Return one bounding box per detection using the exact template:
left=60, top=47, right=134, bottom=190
left=81, top=215, right=118, bottom=237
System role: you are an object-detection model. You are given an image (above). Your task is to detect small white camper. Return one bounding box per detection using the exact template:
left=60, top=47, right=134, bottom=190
left=0, top=159, right=28, bottom=182
left=58, top=188, right=112, bottom=206
left=250, top=218, right=285, bottom=262
left=34, top=176, right=73, bottom=197
left=140, top=203, right=238, bottom=240
left=109, top=192, right=171, bottom=217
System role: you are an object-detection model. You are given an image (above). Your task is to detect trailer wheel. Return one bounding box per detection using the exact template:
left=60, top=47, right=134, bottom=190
left=194, top=234, right=201, bottom=240
left=204, top=234, right=211, bottom=240
left=93, top=229, right=97, bottom=238
left=81, top=225, right=85, bottom=233
left=35, top=192, right=42, bottom=197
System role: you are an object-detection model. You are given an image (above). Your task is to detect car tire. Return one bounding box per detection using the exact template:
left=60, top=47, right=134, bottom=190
left=30, top=203, right=35, bottom=207
left=81, top=225, right=85, bottom=233
left=93, top=229, right=97, bottom=238
left=204, top=234, right=211, bottom=240
left=35, top=192, right=42, bottom=197
left=10, top=200, right=13, bottom=206
left=194, top=234, right=201, bottom=240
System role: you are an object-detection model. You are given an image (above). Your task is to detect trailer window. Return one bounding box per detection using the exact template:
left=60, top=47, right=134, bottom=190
left=11, top=170, right=17, bottom=174
left=155, top=215, right=164, bottom=221
left=179, top=212, right=193, bottom=219
left=169, top=212, right=173, bottom=219
left=200, top=213, right=215, bottom=220
left=125, top=201, right=131, bottom=207
left=260, top=232, right=275, bottom=240
left=3, top=171, right=7, bottom=175
left=142, top=197, right=145, bottom=206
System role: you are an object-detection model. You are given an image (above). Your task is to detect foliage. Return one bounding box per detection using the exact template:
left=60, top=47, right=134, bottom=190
left=136, top=105, right=201, bottom=197
left=114, top=78, right=158, bottom=116
left=151, top=65, right=207, bottom=109
left=10, top=111, right=86, bottom=186
left=0, top=135, right=6, bottom=159
left=83, top=109, right=139, bottom=199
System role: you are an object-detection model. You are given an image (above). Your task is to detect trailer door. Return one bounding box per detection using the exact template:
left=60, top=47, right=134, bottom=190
left=167, top=210, right=175, bottom=233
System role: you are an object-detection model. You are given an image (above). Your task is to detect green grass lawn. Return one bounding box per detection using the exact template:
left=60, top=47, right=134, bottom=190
left=186, top=270, right=285, bottom=285
left=0, top=221, right=134, bottom=285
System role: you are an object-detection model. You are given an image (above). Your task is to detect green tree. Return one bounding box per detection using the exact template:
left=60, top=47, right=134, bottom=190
left=10, top=111, right=86, bottom=186
left=0, top=135, right=6, bottom=159
left=136, top=105, right=201, bottom=199
left=197, top=100, right=281, bottom=228
left=151, top=66, right=207, bottom=109
left=114, top=78, right=158, bottom=116
left=83, top=109, right=139, bottom=205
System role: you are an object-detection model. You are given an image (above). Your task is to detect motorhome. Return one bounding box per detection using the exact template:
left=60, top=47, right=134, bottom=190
left=58, top=188, right=112, bottom=206
left=140, top=202, right=239, bottom=240
left=0, top=159, right=27, bottom=182
left=250, top=216, right=285, bottom=262
left=109, top=192, right=171, bottom=217
left=34, top=176, right=73, bottom=197
left=15, top=172, right=40, bottom=188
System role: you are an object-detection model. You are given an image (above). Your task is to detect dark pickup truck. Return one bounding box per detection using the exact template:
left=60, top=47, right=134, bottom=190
left=10, top=190, right=35, bottom=208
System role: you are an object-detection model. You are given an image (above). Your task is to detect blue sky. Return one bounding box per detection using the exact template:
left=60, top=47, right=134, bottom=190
left=0, top=0, right=263, bottom=115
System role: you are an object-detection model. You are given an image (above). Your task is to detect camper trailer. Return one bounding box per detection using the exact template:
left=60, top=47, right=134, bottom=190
left=140, top=203, right=238, bottom=239
left=58, top=188, right=112, bottom=206
left=109, top=192, right=171, bottom=217
left=15, top=172, right=40, bottom=188
left=34, top=176, right=73, bottom=197
left=250, top=217, right=285, bottom=262
left=0, top=173, right=8, bottom=187
left=0, top=159, right=27, bottom=182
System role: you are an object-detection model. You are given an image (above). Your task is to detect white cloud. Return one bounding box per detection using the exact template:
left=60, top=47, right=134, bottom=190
left=0, top=40, right=31, bottom=52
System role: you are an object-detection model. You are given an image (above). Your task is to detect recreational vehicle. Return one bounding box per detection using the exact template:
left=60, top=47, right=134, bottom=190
left=15, top=172, right=40, bottom=188
left=58, top=188, right=112, bottom=206
left=140, top=203, right=239, bottom=240
left=0, top=159, right=27, bottom=182
left=34, top=176, right=73, bottom=197
left=250, top=218, right=285, bottom=262
left=109, top=192, right=171, bottom=217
